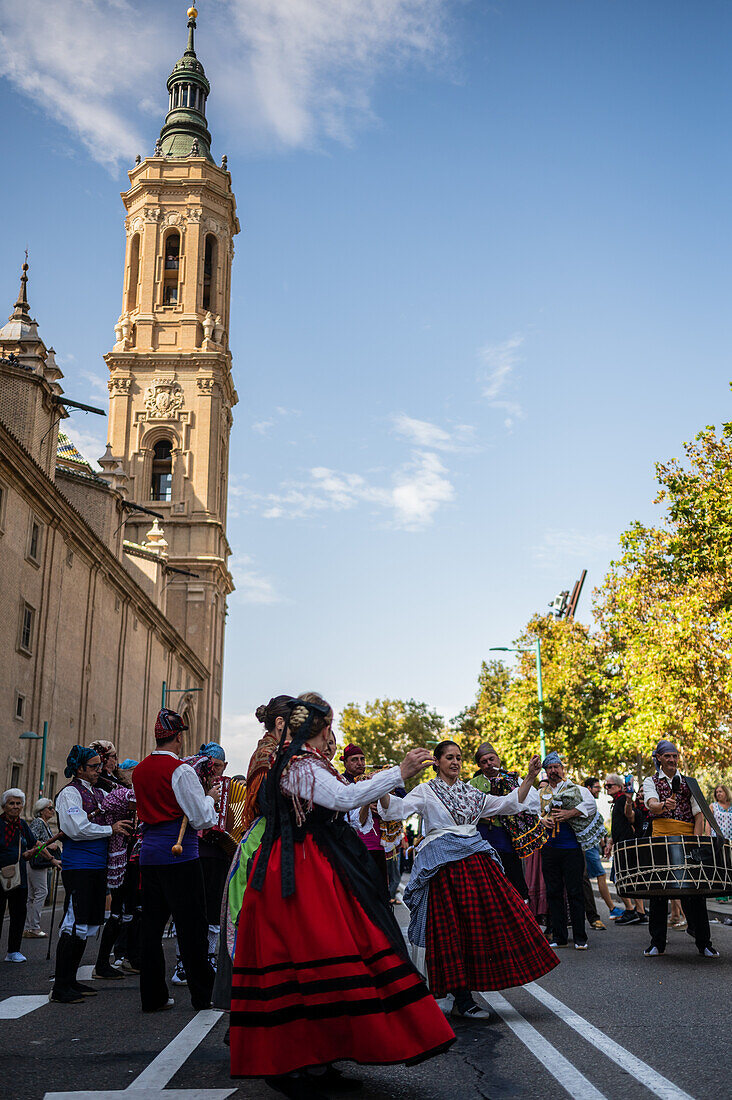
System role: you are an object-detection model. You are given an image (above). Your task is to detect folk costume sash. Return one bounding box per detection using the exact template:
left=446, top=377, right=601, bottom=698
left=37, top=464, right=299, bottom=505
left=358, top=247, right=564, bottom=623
left=471, top=770, right=545, bottom=858
left=428, top=777, right=486, bottom=825
left=539, top=779, right=605, bottom=851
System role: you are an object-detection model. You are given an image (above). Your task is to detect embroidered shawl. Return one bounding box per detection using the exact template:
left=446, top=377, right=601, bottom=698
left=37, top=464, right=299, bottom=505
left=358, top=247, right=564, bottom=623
left=428, top=776, right=487, bottom=825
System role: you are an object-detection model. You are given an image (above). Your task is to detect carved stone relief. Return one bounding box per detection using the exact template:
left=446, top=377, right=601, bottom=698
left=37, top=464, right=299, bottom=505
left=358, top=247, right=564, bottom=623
left=143, top=378, right=185, bottom=418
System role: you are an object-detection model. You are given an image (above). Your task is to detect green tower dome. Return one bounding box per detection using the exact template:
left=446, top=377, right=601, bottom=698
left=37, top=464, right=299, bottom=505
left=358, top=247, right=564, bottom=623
left=156, top=6, right=214, bottom=161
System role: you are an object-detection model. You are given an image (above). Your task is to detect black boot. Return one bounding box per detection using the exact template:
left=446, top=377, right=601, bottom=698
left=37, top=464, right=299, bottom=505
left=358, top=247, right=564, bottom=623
left=70, top=934, right=97, bottom=996
left=50, top=934, right=84, bottom=1004
left=94, top=916, right=123, bottom=978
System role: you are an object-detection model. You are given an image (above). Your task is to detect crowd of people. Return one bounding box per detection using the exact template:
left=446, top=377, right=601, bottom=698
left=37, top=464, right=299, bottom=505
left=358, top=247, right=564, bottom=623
left=0, top=705, right=729, bottom=1099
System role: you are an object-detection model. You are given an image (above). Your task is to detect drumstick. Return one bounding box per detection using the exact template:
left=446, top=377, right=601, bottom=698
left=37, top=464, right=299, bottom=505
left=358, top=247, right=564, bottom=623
left=172, top=816, right=188, bottom=856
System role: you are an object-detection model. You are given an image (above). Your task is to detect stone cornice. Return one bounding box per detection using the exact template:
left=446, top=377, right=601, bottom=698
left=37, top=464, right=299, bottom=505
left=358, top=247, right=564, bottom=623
left=0, top=421, right=210, bottom=681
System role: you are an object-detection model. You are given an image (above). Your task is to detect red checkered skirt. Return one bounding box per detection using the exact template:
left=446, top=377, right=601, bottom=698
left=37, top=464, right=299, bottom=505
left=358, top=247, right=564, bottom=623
left=425, top=852, right=559, bottom=996
left=230, top=834, right=455, bottom=1077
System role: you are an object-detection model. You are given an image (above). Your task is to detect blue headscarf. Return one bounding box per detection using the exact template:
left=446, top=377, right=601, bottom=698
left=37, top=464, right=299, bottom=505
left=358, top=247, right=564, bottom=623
left=542, top=750, right=563, bottom=769
left=652, top=740, right=678, bottom=772
left=64, top=745, right=99, bottom=779
left=119, top=759, right=138, bottom=770
left=198, top=742, right=226, bottom=762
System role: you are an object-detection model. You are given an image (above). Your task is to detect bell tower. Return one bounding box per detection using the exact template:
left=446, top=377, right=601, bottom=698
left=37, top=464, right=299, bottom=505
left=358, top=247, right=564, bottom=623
left=105, top=5, right=239, bottom=743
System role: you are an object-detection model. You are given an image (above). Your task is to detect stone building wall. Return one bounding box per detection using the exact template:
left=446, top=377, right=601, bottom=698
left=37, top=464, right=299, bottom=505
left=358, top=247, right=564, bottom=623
left=0, top=423, right=207, bottom=801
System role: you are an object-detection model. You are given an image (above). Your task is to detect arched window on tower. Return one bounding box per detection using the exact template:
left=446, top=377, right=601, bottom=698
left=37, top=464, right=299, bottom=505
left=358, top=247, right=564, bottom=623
left=151, top=440, right=173, bottom=501
left=202, top=234, right=217, bottom=312
left=127, top=233, right=140, bottom=312
left=162, top=232, right=180, bottom=305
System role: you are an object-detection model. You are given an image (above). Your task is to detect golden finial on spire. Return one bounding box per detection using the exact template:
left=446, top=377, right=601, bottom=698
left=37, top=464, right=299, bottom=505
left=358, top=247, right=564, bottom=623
left=188, top=6, right=198, bottom=18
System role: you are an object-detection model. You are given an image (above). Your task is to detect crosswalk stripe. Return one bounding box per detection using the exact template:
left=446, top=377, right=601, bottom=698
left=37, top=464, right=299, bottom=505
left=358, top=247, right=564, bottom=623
left=524, top=983, right=695, bottom=1100
left=0, top=995, right=49, bottom=1019
left=478, top=991, right=609, bottom=1100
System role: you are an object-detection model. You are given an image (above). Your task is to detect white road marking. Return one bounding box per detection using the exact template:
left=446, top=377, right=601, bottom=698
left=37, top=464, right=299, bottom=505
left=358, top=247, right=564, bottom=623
left=524, top=983, right=695, bottom=1100
left=478, top=992, right=609, bottom=1100
left=43, top=1009, right=235, bottom=1099
left=0, top=995, right=49, bottom=1019
left=48, top=966, right=95, bottom=983
left=44, top=1092, right=234, bottom=1099
left=129, top=1009, right=225, bottom=1090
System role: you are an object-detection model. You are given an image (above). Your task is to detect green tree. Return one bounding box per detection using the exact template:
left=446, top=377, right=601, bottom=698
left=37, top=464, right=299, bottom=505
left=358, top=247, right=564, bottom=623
left=339, top=698, right=446, bottom=787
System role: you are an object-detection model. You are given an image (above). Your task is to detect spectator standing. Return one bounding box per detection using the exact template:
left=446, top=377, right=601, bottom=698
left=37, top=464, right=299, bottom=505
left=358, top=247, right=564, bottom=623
left=710, top=785, right=732, bottom=839
left=605, top=775, right=646, bottom=924
left=24, top=798, right=61, bottom=938
left=581, top=778, right=618, bottom=928
left=0, top=789, right=35, bottom=962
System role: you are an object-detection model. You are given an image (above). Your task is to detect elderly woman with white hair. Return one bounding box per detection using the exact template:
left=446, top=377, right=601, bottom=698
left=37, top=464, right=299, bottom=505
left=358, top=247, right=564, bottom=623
left=24, top=798, right=61, bottom=938
left=0, top=789, right=35, bottom=962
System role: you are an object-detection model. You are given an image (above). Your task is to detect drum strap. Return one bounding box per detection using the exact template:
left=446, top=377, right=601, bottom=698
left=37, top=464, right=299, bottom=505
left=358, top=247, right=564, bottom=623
left=684, top=775, right=724, bottom=840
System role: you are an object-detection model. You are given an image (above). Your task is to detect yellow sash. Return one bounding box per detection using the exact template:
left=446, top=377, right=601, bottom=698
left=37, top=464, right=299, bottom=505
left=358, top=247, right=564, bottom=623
left=652, top=818, right=694, bottom=837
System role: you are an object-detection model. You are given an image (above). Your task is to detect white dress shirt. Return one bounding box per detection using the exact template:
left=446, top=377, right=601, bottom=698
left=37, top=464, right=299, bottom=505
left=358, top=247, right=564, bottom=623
left=281, top=761, right=403, bottom=811
left=381, top=781, right=540, bottom=848
left=151, top=750, right=218, bottom=830
left=56, top=781, right=112, bottom=841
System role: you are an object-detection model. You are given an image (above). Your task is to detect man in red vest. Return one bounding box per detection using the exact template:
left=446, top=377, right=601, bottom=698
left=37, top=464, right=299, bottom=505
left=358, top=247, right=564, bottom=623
left=133, top=708, right=218, bottom=1011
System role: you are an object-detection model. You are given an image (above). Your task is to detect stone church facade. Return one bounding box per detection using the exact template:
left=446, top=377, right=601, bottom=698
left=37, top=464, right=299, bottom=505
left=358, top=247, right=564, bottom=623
left=0, top=8, right=237, bottom=799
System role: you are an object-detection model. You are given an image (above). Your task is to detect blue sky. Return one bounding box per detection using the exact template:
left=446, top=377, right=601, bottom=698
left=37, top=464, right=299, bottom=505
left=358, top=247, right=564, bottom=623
left=2, top=0, right=731, bottom=773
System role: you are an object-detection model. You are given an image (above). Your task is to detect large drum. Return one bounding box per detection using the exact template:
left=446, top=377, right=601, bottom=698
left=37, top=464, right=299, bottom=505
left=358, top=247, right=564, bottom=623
left=613, top=835, right=732, bottom=898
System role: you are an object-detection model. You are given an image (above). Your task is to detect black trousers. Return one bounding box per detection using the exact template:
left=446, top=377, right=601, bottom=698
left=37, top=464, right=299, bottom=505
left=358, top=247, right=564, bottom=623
left=499, top=849, right=529, bottom=901
left=583, top=867, right=600, bottom=922
left=648, top=895, right=711, bottom=952
left=541, top=846, right=586, bottom=945
left=0, top=885, right=27, bottom=953
left=201, top=856, right=229, bottom=925
left=140, top=860, right=213, bottom=1011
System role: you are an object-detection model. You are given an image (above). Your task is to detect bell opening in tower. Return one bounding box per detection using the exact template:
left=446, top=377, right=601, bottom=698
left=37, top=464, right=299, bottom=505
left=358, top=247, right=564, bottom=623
left=151, top=439, right=173, bottom=501
left=202, top=233, right=217, bottom=312
left=163, top=231, right=181, bottom=305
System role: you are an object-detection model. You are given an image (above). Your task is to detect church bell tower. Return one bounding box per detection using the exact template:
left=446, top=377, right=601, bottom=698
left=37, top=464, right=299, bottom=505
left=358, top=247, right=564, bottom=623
left=105, top=6, right=238, bottom=743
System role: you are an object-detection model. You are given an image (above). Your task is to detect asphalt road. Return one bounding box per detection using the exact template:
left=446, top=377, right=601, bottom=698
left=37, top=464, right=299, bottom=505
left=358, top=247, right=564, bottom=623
left=0, top=895, right=730, bottom=1100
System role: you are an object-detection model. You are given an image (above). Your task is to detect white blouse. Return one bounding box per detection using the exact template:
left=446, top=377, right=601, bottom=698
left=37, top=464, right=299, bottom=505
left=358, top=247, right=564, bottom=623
left=381, top=780, right=540, bottom=847
left=281, top=760, right=403, bottom=812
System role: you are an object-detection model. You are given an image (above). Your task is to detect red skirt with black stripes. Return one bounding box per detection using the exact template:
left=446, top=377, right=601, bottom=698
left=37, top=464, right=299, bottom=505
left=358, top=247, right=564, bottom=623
left=230, top=834, right=455, bottom=1077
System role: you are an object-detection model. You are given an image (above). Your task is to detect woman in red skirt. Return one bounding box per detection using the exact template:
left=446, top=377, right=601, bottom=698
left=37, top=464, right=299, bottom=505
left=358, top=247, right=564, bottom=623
left=381, top=741, right=558, bottom=1019
left=230, top=694, right=455, bottom=1099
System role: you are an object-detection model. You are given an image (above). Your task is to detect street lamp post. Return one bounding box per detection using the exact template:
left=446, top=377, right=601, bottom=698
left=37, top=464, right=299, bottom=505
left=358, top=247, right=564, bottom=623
left=489, top=642, right=546, bottom=760
left=161, top=682, right=203, bottom=709
left=19, top=720, right=49, bottom=796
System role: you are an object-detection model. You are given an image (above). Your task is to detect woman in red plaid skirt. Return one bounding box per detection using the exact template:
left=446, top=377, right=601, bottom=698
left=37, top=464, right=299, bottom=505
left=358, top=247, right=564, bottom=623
left=382, top=742, right=558, bottom=1019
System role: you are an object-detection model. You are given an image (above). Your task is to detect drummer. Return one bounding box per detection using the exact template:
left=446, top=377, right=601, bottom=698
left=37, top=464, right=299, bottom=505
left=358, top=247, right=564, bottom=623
left=641, top=739, right=719, bottom=959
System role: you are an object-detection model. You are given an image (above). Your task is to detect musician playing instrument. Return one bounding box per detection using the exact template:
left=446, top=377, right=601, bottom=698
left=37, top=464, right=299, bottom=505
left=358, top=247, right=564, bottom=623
left=194, top=743, right=229, bottom=973
left=51, top=747, right=132, bottom=1004
left=132, top=709, right=219, bottom=1012
left=641, top=738, right=719, bottom=958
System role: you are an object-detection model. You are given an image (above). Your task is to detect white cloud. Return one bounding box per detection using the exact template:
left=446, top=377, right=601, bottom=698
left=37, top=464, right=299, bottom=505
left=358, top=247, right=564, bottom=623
left=79, top=370, right=109, bottom=400
left=0, top=0, right=158, bottom=170
left=532, top=529, right=616, bottom=568
left=0, top=0, right=452, bottom=170
left=230, top=554, right=284, bottom=604
left=61, top=423, right=107, bottom=469
left=246, top=446, right=454, bottom=530
left=479, top=333, right=525, bottom=428
left=391, top=414, right=475, bottom=452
